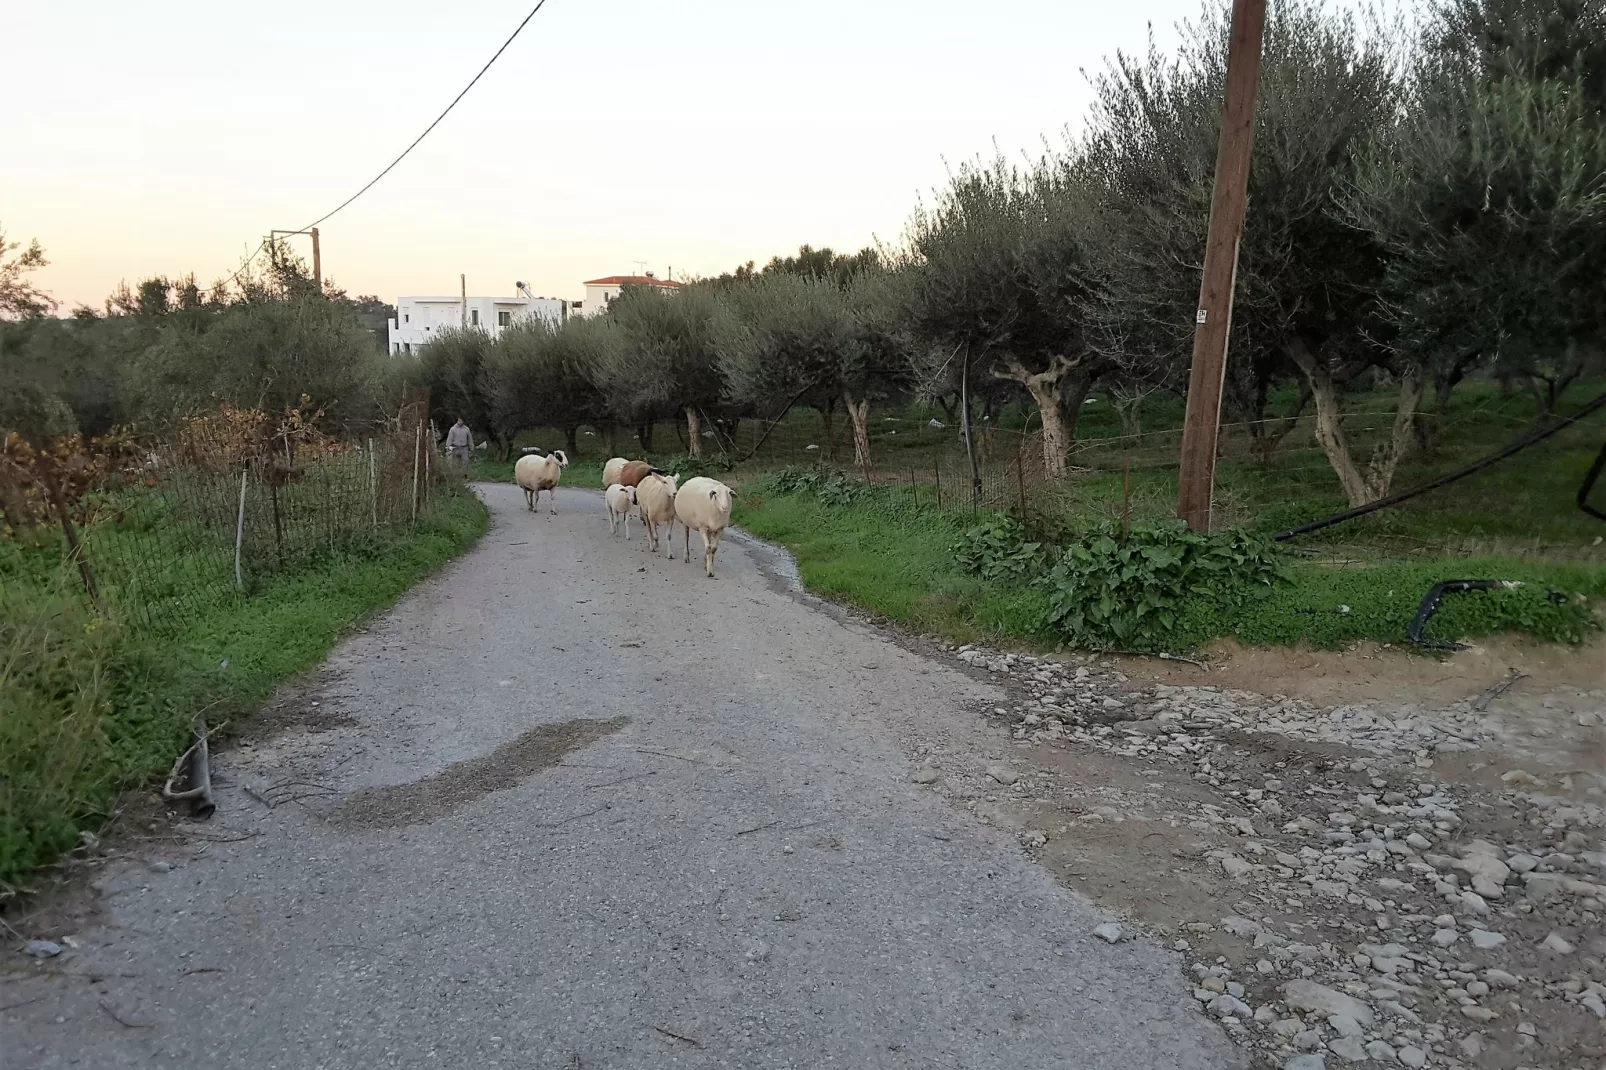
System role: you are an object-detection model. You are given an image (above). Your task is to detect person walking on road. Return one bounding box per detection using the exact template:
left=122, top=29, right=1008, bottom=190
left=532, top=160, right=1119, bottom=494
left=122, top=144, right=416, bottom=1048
left=445, top=418, right=473, bottom=473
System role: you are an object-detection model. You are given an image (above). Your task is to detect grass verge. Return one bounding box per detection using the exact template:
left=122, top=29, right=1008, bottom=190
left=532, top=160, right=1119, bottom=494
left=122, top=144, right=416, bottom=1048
left=0, top=485, right=488, bottom=885
left=733, top=485, right=1604, bottom=653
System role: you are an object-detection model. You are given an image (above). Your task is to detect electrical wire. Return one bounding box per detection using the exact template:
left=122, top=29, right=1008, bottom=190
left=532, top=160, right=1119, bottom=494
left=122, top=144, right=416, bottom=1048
left=295, top=0, right=550, bottom=233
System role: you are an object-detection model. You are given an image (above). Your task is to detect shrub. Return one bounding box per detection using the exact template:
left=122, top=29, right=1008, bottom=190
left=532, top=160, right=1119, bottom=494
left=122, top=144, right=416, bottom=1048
left=952, top=514, right=1051, bottom=583
left=1038, top=520, right=1288, bottom=652
left=648, top=452, right=735, bottom=480
left=762, top=466, right=875, bottom=505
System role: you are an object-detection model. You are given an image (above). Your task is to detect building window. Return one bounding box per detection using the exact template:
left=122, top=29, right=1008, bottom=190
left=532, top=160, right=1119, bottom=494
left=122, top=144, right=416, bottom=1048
left=404, top=342, right=413, bottom=355
left=470, top=309, right=480, bottom=326
left=498, top=310, right=511, bottom=327
left=404, top=312, right=409, bottom=323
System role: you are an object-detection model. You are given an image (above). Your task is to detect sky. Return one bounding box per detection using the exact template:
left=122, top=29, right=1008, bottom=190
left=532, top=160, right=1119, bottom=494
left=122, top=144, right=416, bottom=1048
left=6, top=0, right=1357, bottom=310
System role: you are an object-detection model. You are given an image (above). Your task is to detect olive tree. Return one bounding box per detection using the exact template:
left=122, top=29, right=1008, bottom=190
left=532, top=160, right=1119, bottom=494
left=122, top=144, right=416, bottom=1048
left=482, top=316, right=618, bottom=455
left=1086, top=0, right=1405, bottom=505
left=900, top=156, right=1109, bottom=478
left=1347, top=0, right=1606, bottom=426
left=603, top=285, right=730, bottom=456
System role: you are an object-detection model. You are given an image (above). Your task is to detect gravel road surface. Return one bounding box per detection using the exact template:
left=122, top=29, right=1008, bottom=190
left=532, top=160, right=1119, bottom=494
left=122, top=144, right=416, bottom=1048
left=3, top=482, right=1240, bottom=1070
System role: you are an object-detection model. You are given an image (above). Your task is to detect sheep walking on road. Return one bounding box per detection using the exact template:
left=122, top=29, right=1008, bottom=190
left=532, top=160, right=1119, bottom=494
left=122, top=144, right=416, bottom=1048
left=514, top=450, right=569, bottom=515
left=635, top=473, right=680, bottom=557
left=605, top=483, right=638, bottom=537
left=674, top=477, right=735, bottom=578
left=616, top=460, right=655, bottom=488
left=602, top=457, right=628, bottom=488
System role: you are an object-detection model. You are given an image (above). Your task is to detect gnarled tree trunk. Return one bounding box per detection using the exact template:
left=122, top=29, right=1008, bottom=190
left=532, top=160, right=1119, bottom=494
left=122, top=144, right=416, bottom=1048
left=685, top=406, right=702, bottom=457
left=994, top=353, right=1089, bottom=480
left=1289, top=338, right=1423, bottom=507
left=843, top=391, right=872, bottom=472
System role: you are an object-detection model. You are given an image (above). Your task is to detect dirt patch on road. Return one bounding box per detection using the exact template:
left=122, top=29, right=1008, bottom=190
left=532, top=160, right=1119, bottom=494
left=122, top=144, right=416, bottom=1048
left=330, top=716, right=630, bottom=829
left=237, top=667, right=358, bottom=742
left=1120, top=634, right=1606, bottom=709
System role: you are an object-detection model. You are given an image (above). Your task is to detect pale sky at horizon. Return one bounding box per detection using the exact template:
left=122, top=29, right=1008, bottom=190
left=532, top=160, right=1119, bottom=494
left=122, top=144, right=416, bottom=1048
left=8, top=0, right=1370, bottom=311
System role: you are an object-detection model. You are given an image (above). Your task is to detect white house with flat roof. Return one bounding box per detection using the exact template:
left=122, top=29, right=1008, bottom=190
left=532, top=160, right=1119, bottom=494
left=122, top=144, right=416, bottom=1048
left=573, top=273, right=681, bottom=318
left=387, top=284, right=568, bottom=355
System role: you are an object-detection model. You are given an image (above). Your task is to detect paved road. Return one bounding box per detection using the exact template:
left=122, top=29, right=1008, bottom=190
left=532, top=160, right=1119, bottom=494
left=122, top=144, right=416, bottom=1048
left=4, top=483, right=1241, bottom=1069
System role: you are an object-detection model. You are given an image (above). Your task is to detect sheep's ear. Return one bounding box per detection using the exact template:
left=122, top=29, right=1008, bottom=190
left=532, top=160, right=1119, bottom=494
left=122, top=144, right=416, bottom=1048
left=708, top=489, right=717, bottom=499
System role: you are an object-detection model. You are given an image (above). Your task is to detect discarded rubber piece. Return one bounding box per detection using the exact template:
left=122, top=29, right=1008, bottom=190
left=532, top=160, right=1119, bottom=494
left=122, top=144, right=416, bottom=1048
left=1407, top=580, right=1503, bottom=651
left=162, top=720, right=218, bottom=820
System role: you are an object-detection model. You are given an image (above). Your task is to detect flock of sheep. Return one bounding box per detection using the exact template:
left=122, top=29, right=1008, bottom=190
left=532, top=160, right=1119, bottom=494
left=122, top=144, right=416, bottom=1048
left=511, top=451, right=736, bottom=578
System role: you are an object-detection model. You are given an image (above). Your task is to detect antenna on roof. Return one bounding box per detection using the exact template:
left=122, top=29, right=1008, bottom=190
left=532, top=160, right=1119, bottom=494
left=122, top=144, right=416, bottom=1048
left=633, top=260, right=647, bottom=277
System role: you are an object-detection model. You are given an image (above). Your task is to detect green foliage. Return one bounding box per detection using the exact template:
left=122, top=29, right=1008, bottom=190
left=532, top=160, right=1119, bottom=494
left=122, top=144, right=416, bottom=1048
left=952, top=514, right=1050, bottom=583
left=762, top=466, right=876, bottom=505
left=1036, top=521, right=1289, bottom=652
left=740, top=481, right=1603, bottom=654
left=646, top=452, right=735, bottom=480
left=0, top=487, right=487, bottom=883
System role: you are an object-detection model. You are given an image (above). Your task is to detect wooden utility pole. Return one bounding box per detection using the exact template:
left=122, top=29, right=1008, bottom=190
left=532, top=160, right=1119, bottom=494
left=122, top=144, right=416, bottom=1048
left=1175, top=0, right=1268, bottom=532
left=310, top=228, right=321, bottom=293
left=460, top=274, right=468, bottom=327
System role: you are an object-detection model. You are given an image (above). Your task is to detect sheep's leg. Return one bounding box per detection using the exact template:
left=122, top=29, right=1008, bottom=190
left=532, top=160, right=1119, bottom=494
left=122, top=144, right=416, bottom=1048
left=683, top=524, right=691, bottom=564
left=664, top=518, right=676, bottom=559
left=548, top=487, right=557, bottom=516
left=607, top=508, right=617, bottom=536
left=704, top=529, right=719, bottom=578
left=523, top=487, right=533, bottom=511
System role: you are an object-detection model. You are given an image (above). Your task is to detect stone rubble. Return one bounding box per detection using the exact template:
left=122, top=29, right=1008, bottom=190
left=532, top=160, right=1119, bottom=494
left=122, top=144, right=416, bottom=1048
left=937, top=644, right=1606, bottom=1069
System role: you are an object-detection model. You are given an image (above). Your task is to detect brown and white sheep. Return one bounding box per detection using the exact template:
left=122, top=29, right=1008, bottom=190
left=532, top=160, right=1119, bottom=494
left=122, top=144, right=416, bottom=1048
left=602, top=457, right=629, bottom=488
left=635, top=472, right=681, bottom=556
left=514, top=450, right=569, bottom=514
left=674, top=476, right=735, bottom=577
left=617, top=459, right=655, bottom=488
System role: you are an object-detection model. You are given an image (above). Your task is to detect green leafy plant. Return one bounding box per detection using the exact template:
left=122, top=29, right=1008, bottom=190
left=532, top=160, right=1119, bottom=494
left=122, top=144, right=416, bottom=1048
left=648, top=452, right=736, bottom=480
left=1038, top=520, right=1288, bottom=652
left=763, top=466, right=875, bottom=505
left=952, top=514, right=1050, bottom=583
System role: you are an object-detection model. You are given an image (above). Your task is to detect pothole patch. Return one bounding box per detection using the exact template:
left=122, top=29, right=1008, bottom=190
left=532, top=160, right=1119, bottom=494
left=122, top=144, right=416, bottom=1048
left=330, top=716, right=630, bottom=829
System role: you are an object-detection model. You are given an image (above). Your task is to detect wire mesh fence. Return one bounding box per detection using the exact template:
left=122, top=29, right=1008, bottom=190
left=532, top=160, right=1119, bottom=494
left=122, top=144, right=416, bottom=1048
left=2, top=404, right=459, bottom=637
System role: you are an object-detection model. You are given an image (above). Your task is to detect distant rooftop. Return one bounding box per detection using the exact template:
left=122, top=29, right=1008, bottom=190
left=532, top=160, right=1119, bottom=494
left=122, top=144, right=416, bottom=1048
left=583, top=275, right=682, bottom=288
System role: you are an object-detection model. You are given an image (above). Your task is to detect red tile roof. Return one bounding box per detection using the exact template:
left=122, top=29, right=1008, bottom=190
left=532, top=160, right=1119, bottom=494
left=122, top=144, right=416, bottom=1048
left=583, top=275, right=682, bottom=288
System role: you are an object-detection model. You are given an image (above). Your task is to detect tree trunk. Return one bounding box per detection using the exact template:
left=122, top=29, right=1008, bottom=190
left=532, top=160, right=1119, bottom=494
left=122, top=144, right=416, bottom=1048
left=685, top=406, right=702, bottom=457
left=819, top=402, right=836, bottom=462
left=636, top=420, right=654, bottom=452
left=603, top=424, right=617, bottom=454
left=565, top=425, right=578, bottom=455
left=1024, top=378, right=1069, bottom=479
left=1289, top=338, right=1422, bottom=507
left=843, top=391, right=872, bottom=472
left=1362, top=365, right=1423, bottom=501
left=1415, top=347, right=1478, bottom=457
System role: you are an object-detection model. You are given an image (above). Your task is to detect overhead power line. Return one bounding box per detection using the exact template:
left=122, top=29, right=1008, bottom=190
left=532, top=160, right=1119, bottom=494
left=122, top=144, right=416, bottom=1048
left=296, top=0, right=551, bottom=233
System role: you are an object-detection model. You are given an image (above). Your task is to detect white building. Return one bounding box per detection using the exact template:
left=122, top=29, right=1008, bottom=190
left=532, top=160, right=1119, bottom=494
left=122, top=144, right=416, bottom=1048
left=387, top=284, right=568, bottom=355
left=574, top=273, right=681, bottom=318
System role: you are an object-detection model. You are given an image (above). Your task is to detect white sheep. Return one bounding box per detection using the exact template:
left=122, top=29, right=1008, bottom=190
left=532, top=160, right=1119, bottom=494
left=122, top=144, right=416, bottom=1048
left=514, top=449, right=569, bottom=514
left=673, top=476, right=735, bottom=577
left=605, top=482, right=638, bottom=537
left=602, top=457, right=629, bottom=488
left=635, top=472, right=680, bottom=557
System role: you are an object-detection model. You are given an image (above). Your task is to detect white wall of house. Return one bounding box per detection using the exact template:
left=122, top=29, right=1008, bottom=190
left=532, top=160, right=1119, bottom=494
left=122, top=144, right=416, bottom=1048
left=387, top=294, right=567, bottom=354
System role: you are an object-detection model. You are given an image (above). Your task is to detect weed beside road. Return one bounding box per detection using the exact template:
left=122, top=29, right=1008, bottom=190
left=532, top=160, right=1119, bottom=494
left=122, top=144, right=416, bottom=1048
left=0, top=485, right=487, bottom=885
left=733, top=481, right=1603, bottom=654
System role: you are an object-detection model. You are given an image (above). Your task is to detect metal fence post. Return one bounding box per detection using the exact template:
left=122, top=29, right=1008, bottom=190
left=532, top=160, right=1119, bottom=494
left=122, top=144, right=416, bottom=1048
left=233, top=462, right=248, bottom=591
left=411, top=424, right=422, bottom=524
left=369, top=439, right=378, bottom=527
